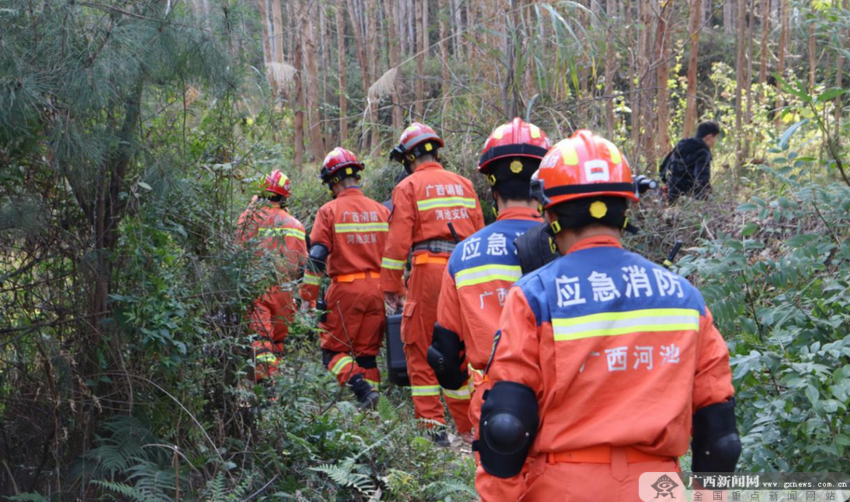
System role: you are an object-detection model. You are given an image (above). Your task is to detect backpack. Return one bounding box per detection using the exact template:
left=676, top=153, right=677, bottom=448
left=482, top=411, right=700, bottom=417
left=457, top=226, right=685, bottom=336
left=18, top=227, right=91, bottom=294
left=659, top=148, right=691, bottom=187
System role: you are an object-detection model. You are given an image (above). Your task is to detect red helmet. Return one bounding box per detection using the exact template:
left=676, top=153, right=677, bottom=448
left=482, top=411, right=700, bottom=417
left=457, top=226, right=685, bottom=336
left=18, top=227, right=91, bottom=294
left=263, top=169, right=292, bottom=198
left=478, top=117, right=551, bottom=174
left=389, top=122, right=444, bottom=164
left=320, top=147, right=364, bottom=184
left=533, top=129, right=637, bottom=210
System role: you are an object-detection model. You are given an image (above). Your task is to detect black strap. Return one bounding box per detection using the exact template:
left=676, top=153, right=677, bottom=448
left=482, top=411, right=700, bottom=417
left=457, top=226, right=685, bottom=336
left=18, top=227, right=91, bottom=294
left=479, top=143, right=549, bottom=166
left=543, top=182, right=635, bottom=197
left=471, top=439, right=479, bottom=452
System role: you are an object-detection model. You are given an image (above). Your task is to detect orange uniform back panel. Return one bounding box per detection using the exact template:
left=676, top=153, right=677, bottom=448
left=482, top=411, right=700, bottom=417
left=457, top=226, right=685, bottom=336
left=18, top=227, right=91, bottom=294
left=380, top=161, right=485, bottom=293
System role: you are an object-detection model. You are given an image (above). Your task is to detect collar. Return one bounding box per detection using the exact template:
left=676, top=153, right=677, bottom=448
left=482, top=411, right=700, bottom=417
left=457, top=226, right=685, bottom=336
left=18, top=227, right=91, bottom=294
left=567, top=235, right=622, bottom=254
left=337, top=186, right=362, bottom=198
left=496, top=207, right=542, bottom=222
left=412, top=161, right=444, bottom=173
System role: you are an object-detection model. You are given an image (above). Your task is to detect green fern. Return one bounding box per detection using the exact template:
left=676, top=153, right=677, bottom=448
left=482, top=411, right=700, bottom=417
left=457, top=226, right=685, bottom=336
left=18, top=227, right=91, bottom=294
left=6, top=494, right=48, bottom=502
left=423, top=479, right=478, bottom=498
left=91, top=480, right=148, bottom=501
left=311, top=459, right=377, bottom=497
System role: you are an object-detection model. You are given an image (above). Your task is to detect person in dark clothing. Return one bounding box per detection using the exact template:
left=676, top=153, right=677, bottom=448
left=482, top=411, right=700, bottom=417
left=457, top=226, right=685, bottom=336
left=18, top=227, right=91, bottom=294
left=660, top=121, right=721, bottom=203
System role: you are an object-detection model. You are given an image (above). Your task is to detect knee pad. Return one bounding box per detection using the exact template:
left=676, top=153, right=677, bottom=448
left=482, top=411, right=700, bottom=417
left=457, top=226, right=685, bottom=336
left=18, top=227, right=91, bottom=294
left=427, top=323, right=468, bottom=390
left=355, top=355, right=377, bottom=369
left=692, top=398, right=742, bottom=473
left=479, top=381, right=539, bottom=478
left=321, top=349, right=340, bottom=368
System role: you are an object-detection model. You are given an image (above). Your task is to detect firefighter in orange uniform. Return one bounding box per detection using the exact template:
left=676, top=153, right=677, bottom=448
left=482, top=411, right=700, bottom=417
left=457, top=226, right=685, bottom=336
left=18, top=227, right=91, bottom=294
left=237, top=170, right=308, bottom=382
left=429, top=118, right=550, bottom=442
left=381, top=123, right=485, bottom=446
left=301, top=148, right=390, bottom=410
left=476, top=130, right=740, bottom=501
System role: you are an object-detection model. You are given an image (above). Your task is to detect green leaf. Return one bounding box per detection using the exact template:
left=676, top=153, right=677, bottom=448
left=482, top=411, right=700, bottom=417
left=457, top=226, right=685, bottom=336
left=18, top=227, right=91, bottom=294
left=806, top=384, right=820, bottom=405
left=816, top=88, right=848, bottom=102
left=137, top=181, right=152, bottom=191
left=778, top=119, right=809, bottom=150
left=741, top=222, right=758, bottom=237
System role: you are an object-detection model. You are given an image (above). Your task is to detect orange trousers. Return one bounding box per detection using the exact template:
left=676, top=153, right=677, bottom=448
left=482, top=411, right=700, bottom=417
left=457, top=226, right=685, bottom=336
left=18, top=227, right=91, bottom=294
left=476, top=453, right=679, bottom=502
left=252, top=340, right=284, bottom=383
left=249, top=286, right=294, bottom=383
left=249, top=286, right=296, bottom=344
left=320, top=277, right=385, bottom=388
left=402, top=261, right=473, bottom=434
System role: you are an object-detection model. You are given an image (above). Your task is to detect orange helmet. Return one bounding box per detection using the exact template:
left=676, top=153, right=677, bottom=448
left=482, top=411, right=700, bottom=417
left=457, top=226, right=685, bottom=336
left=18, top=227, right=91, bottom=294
left=320, top=147, right=364, bottom=185
left=389, top=122, right=444, bottom=166
left=532, top=129, right=637, bottom=210
left=263, top=169, right=292, bottom=198
left=478, top=117, right=551, bottom=174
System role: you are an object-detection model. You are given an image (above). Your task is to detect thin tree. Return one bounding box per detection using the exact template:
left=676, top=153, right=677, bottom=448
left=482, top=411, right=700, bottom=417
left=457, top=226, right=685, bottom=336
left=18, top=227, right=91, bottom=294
left=291, top=1, right=305, bottom=166
left=684, top=0, right=703, bottom=138
left=604, top=0, right=619, bottom=137
left=336, top=2, right=348, bottom=144
left=383, top=0, right=403, bottom=137
left=808, top=0, right=817, bottom=90
left=655, top=0, right=674, bottom=159
left=415, top=0, right=424, bottom=116
left=758, top=0, right=770, bottom=102
left=776, top=0, right=788, bottom=118
left=301, top=0, right=326, bottom=161
left=735, top=0, right=747, bottom=169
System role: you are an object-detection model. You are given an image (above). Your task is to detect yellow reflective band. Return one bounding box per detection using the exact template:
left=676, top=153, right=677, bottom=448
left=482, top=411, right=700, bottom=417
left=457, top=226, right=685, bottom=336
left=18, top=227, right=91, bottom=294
left=256, top=352, right=278, bottom=364
left=334, top=222, right=389, bottom=233
left=602, top=138, right=623, bottom=165
left=455, top=264, right=522, bottom=289
left=365, top=379, right=380, bottom=391
left=442, top=386, right=471, bottom=400
left=561, top=146, right=579, bottom=165
left=303, top=273, right=322, bottom=286
left=330, top=356, right=355, bottom=376
left=381, top=257, right=406, bottom=270
left=492, top=125, right=505, bottom=140
left=416, top=197, right=477, bottom=211
left=530, top=124, right=541, bottom=139
left=410, top=385, right=441, bottom=397
left=552, top=308, right=700, bottom=342
left=469, top=364, right=484, bottom=377
left=258, top=227, right=306, bottom=240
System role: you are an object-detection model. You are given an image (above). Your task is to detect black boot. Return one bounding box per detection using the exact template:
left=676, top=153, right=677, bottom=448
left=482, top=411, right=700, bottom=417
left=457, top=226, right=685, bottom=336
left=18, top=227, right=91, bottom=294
left=429, top=430, right=450, bottom=448
left=347, top=374, right=380, bottom=410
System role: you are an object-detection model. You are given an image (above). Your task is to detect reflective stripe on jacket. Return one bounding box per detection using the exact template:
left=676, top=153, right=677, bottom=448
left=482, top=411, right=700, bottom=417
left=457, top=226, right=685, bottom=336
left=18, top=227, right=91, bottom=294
left=437, top=207, right=542, bottom=370
left=479, top=235, right=734, bottom=497
left=301, top=187, right=390, bottom=302
left=380, top=161, right=485, bottom=293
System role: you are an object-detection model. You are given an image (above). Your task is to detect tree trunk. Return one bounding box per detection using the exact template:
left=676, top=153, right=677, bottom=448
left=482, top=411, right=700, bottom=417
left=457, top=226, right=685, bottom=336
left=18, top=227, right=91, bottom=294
left=439, top=0, right=451, bottom=101
left=292, top=4, right=305, bottom=166
left=684, top=0, right=703, bottom=138
left=836, top=0, right=848, bottom=141
left=745, top=3, right=754, bottom=159
left=336, top=2, right=348, bottom=144
left=724, top=0, right=736, bottom=35
left=258, top=0, right=274, bottom=90
left=759, top=0, right=770, bottom=102
left=366, top=0, right=380, bottom=154
left=808, top=1, right=817, bottom=90
left=384, top=0, right=403, bottom=138
left=776, top=0, right=788, bottom=118
left=604, top=0, right=618, bottom=137
left=655, top=0, right=673, bottom=160
left=735, top=0, right=747, bottom=169
left=415, top=0, right=425, bottom=117
left=301, top=0, right=325, bottom=161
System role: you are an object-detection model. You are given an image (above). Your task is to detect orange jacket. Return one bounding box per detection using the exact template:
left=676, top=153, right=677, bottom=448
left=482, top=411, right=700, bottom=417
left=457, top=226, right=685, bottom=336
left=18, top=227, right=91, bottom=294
left=302, top=187, right=390, bottom=301
left=380, top=161, right=485, bottom=293
left=236, top=198, right=308, bottom=278
left=479, top=236, right=734, bottom=497
left=436, top=207, right=542, bottom=371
